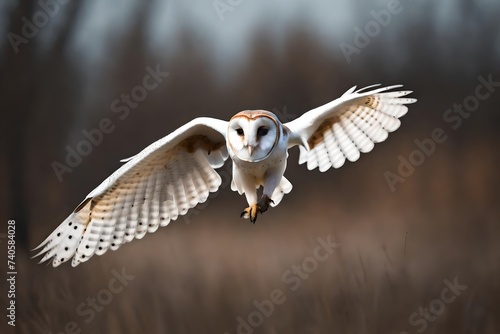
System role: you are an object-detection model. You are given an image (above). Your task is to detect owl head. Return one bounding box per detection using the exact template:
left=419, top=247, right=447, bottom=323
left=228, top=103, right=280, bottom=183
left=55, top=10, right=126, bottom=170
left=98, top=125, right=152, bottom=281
left=227, top=110, right=281, bottom=162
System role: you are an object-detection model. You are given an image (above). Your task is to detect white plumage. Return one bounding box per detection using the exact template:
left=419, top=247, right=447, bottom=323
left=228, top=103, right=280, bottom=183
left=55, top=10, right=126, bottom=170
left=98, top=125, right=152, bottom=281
left=34, top=84, right=416, bottom=267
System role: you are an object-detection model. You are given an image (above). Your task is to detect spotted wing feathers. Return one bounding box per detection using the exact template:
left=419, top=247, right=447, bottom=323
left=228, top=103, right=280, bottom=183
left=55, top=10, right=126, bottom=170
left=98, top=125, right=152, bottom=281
left=34, top=118, right=228, bottom=267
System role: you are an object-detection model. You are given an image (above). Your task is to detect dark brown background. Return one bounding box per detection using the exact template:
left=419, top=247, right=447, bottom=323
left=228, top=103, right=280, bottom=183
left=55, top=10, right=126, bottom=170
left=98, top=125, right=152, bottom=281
left=1, top=0, right=499, bottom=333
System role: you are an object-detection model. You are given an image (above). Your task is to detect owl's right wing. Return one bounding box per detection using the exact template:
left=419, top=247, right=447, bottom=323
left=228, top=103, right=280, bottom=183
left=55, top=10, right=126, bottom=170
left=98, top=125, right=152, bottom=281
left=285, top=84, right=416, bottom=171
left=34, top=117, right=228, bottom=267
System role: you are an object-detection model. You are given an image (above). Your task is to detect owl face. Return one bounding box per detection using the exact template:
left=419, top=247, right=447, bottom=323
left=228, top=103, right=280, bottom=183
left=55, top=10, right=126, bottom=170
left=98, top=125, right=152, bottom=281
left=227, top=111, right=281, bottom=162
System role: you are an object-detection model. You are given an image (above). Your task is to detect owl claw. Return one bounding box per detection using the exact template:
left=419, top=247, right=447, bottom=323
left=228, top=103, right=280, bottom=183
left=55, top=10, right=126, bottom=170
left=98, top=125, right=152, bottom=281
left=241, top=204, right=259, bottom=223
left=240, top=196, right=274, bottom=224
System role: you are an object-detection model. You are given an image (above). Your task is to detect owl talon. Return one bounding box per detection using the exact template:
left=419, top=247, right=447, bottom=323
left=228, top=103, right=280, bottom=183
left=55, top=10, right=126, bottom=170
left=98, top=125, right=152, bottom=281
left=240, top=196, right=274, bottom=224
left=241, top=204, right=259, bottom=223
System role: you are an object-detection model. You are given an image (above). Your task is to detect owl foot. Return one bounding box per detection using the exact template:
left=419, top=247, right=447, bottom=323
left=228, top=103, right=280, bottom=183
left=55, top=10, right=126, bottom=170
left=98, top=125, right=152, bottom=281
left=257, top=195, right=274, bottom=213
left=240, top=196, right=274, bottom=224
left=241, top=204, right=259, bottom=223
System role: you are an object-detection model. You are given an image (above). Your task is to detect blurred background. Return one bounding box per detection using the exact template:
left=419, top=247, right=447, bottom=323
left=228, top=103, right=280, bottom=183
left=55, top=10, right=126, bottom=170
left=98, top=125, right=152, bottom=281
left=1, top=0, right=500, bottom=333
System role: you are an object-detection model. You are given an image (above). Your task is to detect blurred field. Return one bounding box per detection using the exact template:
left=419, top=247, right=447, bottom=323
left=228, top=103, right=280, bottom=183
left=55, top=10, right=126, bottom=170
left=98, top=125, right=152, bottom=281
left=2, top=1, right=500, bottom=333
left=3, top=136, right=499, bottom=334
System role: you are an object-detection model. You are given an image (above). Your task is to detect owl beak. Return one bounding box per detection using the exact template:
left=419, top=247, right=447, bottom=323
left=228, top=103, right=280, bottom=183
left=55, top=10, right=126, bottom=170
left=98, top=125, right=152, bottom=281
left=248, top=146, right=255, bottom=156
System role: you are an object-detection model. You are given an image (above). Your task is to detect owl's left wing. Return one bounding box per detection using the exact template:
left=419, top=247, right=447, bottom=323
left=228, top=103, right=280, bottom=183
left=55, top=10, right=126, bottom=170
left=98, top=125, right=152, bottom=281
left=285, top=84, right=416, bottom=171
left=34, top=117, right=228, bottom=267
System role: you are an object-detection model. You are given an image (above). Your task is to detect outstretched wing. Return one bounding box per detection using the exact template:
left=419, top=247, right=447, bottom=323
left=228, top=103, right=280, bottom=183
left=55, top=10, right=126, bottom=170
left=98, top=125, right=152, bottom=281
left=285, top=84, right=416, bottom=171
left=34, top=117, right=228, bottom=267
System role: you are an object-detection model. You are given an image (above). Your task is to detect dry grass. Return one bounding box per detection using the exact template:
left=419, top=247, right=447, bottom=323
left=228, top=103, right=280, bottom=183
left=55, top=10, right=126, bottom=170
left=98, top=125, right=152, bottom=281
left=3, top=135, right=500, bottom=334
left=5, top=187, right=500, bottom=334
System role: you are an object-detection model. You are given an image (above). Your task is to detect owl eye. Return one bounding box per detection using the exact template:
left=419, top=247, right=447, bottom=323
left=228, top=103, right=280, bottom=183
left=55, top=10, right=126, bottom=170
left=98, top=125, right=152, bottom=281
left=257, top=127, right=269, bottom=137
left=236, top=128, right=244, bottom=136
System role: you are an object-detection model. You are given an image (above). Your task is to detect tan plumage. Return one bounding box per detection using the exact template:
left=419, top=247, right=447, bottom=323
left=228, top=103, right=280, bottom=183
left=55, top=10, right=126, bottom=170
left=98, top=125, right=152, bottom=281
left=34, top=119, right=228, bottom=267
left=34, top=84, right=416, bottom=267
left=286, top=84, right=414, bottom=171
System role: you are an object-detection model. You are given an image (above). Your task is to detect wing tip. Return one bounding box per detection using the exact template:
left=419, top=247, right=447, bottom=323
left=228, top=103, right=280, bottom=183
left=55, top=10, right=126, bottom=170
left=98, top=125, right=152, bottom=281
left=31, top=247, right=49, bottom=259
left=355, top=83, right=382, bottom=94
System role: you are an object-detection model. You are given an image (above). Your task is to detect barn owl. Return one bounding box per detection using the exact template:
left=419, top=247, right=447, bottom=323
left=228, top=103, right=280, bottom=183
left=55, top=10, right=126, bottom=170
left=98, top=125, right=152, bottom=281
left=34, top=84, right=416, bottom=267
